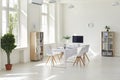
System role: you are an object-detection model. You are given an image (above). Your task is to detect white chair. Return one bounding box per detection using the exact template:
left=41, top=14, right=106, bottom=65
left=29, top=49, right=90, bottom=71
left=45, top=46, right=56, bottom=65
left=73, top=46, right=86, bottom=66
left=82, top=45, right=90, bottom=63
left=45, top=45, right=57, bottom=66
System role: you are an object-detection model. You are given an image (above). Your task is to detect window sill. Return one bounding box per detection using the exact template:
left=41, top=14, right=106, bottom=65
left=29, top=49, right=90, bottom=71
left=15, top=46, right=28, bottom=50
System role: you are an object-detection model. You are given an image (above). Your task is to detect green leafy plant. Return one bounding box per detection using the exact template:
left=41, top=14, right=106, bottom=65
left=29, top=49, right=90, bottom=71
left=1, top=33, right=16, bottom=64
left=63, top=35, right=71, bottom=44
left=8, top=13, right=18, bottom=34
left=105, top=26, right=110, bottom=31
left=8, top=5, right=18, bottom=34
left=63, top=35, right=70, bottom=40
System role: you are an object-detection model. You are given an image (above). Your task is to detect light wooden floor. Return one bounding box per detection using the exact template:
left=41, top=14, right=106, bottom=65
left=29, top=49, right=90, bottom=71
left=0, top=55, right=120, bottom=80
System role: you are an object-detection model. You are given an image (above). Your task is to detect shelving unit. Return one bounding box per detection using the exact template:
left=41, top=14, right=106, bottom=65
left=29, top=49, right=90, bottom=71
left=30, top=32, right=44, bottom=61
left=101, top=31, right=114, bottom=57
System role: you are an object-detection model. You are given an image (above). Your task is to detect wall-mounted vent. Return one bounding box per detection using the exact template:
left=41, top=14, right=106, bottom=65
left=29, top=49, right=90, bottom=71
left=32, top=0, right=43, bottom=5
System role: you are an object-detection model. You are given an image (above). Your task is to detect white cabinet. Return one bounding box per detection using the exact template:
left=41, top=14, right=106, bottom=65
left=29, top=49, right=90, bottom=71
left=101, top=31, right=114, bottom=57
left=30, top=32, right=44, bottom=61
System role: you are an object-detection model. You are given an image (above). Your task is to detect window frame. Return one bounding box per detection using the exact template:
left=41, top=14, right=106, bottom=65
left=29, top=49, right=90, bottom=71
left=2, top=0, right=20, bottom=46
left=41, top=3, right=56, bottom=44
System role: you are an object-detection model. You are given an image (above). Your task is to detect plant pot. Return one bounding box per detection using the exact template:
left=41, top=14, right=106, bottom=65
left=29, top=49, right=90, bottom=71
left=5, top=64, right=12, bottom=70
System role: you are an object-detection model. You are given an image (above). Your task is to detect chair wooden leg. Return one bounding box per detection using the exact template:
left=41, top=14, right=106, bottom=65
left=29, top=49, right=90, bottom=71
left=76, top=57, right=79, bottom=65
left=52, top=56, right=55, bottom=66
left=73, top=57, right=77, bottom=66
left=46, top=56, right=57, bottom=66
left=52, top=56, right=56, bottom=63
left=79, top=59, right=82, bottom=67
left=46, top=56, right=51, bottom=64
left=83, top=54, right=86, bottom=64
left=78, top=57, right=85, bottom=67
left=73, top=57, right=84, bottom=67
left=59, top=52, right=64, bottom=59
left=80, top=56, right=85, bottom=66
left=56, top=54, right=61, bottom=61
left=85, top=54, right=90, bottom=61
left=76, top=57, right=82, bottom=67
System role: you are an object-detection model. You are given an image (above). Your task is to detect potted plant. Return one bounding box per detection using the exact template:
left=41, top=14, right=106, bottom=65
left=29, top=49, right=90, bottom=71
left=63, top=35, right=70, bottom=40
left=63, top=35, right=71, bottom=42
left=1, top=33, right=16, bottom=70
left=105, top=26, right=110, bottom=32
left=63, top=35, right=70, bottom=48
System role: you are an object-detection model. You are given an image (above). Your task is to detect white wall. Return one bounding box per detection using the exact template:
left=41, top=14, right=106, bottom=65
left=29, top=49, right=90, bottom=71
left=28, top=2, right=41, bottom=32
left=62, top=0, right=120, bottom=56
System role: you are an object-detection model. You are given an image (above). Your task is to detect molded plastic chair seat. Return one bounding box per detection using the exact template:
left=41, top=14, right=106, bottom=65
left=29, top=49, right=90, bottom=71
left=45, top=46, right=60, bottom=66
left=73, top=45, right=90, bottom=66
left=73, top=46, right=86, bottom=66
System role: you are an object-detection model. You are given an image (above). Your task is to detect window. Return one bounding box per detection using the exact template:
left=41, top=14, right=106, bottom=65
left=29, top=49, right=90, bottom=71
left=41, top=4, right=48, bottom=44
left=41, top=3, right=56, bottom=44
left=2, top=0, right=19, bottom=45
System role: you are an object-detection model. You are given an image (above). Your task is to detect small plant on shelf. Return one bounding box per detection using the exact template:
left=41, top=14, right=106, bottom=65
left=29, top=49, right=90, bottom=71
left=105, top=26, right=110, bottom=32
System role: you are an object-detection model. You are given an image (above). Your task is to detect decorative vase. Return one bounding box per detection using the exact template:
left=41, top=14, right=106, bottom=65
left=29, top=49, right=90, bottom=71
left=64, top=44, right=66, bottom=49
left=66, top=39, right=69, bottom=44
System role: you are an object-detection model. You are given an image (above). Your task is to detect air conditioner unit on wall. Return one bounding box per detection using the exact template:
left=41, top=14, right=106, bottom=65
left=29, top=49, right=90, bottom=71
left=32, top=0, right=43, bottom=5
left=49, top=0, right=56, bottom=3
